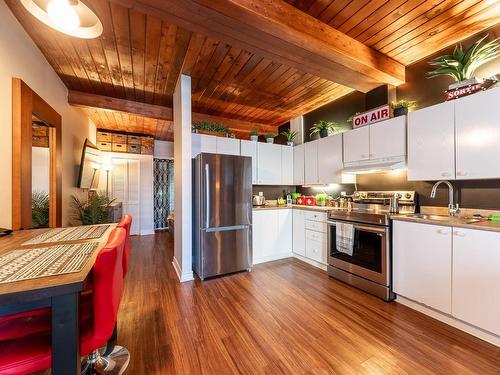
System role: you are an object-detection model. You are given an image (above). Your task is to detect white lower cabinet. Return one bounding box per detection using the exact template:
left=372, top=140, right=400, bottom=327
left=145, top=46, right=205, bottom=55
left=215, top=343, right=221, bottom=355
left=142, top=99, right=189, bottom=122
left=252, top=209, right=292, bottom=264
left=292, top=209, right=306, bottom=256
left=393, top=221, right=452, bottom=314
left=452, top=228, right=500, bottom=336
left=394, top=220, right=500, bottom=338
left=305, top=231, right=327, bottom=264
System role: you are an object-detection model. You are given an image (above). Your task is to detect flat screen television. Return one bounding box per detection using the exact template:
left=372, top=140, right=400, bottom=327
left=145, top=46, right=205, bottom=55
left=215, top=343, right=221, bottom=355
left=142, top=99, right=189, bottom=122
left=77, top=139, right=102, bottom=189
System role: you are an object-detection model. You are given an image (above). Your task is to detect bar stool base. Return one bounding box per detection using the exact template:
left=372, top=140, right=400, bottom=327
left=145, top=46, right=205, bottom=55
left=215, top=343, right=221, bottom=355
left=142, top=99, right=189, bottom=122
left=85, top=346, right=130, bottom=375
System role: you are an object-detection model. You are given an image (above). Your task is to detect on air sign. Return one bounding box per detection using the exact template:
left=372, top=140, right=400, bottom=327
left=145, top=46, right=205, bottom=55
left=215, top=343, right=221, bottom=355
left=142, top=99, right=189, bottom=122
left=352, top=105, right=390, bottom=128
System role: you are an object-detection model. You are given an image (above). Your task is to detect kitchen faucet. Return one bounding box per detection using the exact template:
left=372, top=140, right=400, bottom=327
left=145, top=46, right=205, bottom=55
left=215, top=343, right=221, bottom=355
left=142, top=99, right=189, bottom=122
left=430, top=180, right=460, bottom=216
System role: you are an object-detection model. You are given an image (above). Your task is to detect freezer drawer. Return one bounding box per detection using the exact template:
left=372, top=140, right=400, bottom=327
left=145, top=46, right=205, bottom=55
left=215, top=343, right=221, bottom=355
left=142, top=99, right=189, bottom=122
left=197, top=226, right=252, bottom=279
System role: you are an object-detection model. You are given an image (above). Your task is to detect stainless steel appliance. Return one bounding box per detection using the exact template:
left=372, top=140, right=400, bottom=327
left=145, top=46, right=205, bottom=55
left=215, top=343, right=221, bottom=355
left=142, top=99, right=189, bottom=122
left=193, top=153, right=253, bottom=279
left=327, top=191, right=417, bottom=301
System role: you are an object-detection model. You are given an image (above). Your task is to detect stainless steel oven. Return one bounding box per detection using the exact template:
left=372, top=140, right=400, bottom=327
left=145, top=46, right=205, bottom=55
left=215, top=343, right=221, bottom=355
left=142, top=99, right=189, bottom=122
left=327, top=219, right=393, bottom=300
left=326, top=191, right=416, bottom=301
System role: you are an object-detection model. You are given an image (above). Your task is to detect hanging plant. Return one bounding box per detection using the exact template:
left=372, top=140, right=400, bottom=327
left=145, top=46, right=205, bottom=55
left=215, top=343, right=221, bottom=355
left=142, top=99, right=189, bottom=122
left=427, top=35, right=499, bottom=85
left=310, top=120, right=341, bottom=138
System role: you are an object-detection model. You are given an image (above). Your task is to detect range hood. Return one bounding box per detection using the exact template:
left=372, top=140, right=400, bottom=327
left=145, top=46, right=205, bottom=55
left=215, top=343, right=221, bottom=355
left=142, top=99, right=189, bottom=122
left=342, top=156, right=406, bottom=175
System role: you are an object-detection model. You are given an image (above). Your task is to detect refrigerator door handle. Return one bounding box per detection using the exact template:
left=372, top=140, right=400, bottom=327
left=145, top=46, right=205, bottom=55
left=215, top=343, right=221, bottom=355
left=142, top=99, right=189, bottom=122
left=205, top=163, right=210, bottom=228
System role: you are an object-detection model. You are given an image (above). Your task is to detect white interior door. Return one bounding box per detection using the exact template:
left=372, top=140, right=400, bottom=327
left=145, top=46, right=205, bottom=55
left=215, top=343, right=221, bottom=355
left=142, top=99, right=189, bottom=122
left=112, top=158, right=141, bottom=235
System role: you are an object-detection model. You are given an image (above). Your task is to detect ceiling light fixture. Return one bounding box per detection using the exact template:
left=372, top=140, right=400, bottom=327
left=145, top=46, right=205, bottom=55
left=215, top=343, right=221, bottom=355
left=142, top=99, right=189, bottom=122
left=21, top=0, right=103, bottom=39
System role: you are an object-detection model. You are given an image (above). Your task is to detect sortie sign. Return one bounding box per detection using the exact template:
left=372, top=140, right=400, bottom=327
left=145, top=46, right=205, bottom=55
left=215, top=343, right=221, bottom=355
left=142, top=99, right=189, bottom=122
left=352, top=105, right=390, bottom=128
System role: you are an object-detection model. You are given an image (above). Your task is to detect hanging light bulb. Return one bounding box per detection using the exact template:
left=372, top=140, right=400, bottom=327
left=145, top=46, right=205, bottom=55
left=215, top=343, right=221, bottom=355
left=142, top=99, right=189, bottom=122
left=47, top=0, right=80, bottom=32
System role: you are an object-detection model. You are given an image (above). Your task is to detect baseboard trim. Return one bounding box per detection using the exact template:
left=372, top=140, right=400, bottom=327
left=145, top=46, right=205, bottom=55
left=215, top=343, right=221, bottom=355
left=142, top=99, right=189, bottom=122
left=253, top=252, right=292, bottom=265
left=396, top=295, right=500, bottom=347
left=293, top=253, right=327, bottom=271
left=172, top=256, right=194, bottom=283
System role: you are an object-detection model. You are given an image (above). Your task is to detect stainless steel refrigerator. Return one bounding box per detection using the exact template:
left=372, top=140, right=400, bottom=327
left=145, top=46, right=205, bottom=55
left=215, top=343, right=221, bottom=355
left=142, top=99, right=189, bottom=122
left=193, top=153, right=252, bottom=279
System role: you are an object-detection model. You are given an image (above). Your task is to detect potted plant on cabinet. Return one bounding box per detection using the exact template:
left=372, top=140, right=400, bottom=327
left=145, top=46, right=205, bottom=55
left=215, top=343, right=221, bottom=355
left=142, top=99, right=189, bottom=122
left=265, top=133, right=275, bottom=144
left=192, top=120, right=229, bottom=136
left=310, top=120, right=340, bottom=138
left=391, top=100, right=418, bottom=117
left=427, top=34, right=499, bottom=90
left=280, top=129, right=298, bottom=146
left=249, top=130, right=258, bottom=142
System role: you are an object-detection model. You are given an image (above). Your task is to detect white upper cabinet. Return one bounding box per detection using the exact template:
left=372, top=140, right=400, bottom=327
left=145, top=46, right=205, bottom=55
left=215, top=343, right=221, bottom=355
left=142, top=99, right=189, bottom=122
left=318, top=134, right=343, bottom=184
left=293, top=144, right=305, bottom=186
left=369, top=116, right=406, bottom=160
left=281, top=146, right=294, bottom=185
left=240, top=140, right=257, bottom=184
left=192, top=133, right=217, bottom=158
left=393, top=221, right=452, bottom=314
left=216, top=137, right=240, bottom=155
left=452, top=228, right=500, bottom=336
left=304, top=141, right=319, bottom=185
left=455, top=88, right=500, bottom=180
left=256, top=142, right=282, bottom=185
left=343, top=126, right=370, bottom=164
left=408, top=101, right=455, bottom=181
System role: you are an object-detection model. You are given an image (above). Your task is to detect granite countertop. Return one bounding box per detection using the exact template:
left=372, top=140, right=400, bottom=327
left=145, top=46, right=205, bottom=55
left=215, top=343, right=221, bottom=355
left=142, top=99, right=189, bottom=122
left=392, top=214, right=500, bottom=233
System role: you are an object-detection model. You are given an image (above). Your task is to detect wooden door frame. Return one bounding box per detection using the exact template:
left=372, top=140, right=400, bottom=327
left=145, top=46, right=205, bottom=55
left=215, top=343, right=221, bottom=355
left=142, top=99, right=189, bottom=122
left=12, top=78, right=62, bottom=230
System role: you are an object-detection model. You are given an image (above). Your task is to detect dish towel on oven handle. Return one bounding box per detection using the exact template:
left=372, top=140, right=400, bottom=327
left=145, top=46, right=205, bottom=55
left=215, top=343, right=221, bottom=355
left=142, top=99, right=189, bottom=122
left=335, top=222, right=355, bottom=256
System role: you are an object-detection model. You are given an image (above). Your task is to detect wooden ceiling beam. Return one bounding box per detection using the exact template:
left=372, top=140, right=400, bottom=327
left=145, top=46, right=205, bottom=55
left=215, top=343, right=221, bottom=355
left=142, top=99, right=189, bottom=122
left=110, top=0, right=405, bottom=92
left=68, top=90, right=173, bottom=120
left=68, top=90, right=276, bottom=135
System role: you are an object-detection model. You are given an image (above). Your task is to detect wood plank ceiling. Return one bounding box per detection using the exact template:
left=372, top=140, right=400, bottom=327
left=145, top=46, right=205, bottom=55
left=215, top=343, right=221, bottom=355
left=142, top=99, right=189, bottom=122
left=6, top=0, right=500, bottom=140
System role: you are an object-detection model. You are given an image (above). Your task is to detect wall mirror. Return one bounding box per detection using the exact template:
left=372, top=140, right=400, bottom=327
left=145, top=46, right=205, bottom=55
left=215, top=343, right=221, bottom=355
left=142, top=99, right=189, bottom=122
left=12, top=78, right=62, bottom=230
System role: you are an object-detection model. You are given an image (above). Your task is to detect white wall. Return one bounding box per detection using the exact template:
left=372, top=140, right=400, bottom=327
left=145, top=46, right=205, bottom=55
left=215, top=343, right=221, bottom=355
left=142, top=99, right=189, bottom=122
left=154, top=140, right=174, bottom=159
left=173, top=75, right=193, bottom=282
left=32, top=146, right=50, bottom=193
left=0, top=1, right=94, bottom=228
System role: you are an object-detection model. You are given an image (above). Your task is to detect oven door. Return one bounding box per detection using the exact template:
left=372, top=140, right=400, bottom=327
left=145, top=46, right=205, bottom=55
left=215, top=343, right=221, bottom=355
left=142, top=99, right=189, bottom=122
left=327, top=220, right=390, bottom=286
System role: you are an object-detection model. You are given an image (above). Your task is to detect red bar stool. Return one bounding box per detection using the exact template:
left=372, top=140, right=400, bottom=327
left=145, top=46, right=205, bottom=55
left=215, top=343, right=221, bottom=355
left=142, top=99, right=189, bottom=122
left=0, top=227, right=129, bottom=375
left=117, top=215, right=132, bottom=277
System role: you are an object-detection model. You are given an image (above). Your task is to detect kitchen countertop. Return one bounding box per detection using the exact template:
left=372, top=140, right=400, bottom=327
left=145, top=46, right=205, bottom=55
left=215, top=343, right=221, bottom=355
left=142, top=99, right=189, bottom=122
left=392, top=214, right=500, bottom=233
left=253, top=204, right=332, bottom=212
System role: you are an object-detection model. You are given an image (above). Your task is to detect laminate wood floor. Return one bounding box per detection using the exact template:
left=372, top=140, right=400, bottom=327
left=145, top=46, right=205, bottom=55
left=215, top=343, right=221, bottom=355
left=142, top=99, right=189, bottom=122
left=117, top=232, right=500, bottom=374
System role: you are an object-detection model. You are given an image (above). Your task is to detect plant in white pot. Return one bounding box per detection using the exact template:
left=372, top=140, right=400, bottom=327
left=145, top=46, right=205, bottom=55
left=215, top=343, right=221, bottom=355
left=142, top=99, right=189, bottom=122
left=281, top=129, right=298, bottom=146
left=249, top=130, right=258, bottom=142
left=265, top=133, right=275, bottom=144
left=427, top=34, right=499, bottom=89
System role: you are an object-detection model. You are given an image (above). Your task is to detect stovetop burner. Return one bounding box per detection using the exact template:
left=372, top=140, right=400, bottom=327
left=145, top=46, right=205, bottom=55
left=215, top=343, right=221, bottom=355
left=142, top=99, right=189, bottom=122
left=328, top=191, right=417, bottom=226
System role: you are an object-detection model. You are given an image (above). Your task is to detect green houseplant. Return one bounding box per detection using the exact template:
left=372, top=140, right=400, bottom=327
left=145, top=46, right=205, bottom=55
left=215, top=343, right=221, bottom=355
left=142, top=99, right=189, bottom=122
left=391, top=100, right=418, bottom=117
left=315, top=193, right=328, bottom=207
left=310, top=120, right=341, bottom=138
left=32, top=191, right=49, bottom=228
left=249, top=130, right=258, bottom=142
left=427, top=34, right=499, bottom=89
left=280, top=129, right=298, bottom=146
left=265, top=133, right=275, bottom=144
left=192, top=120, right=229, bottom=136
left=70, top=191, right=115, bottom=225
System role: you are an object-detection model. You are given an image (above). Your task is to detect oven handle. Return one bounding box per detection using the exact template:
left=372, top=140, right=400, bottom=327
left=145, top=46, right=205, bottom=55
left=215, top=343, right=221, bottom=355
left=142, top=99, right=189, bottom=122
left=327, top=220, right=387, bottom=234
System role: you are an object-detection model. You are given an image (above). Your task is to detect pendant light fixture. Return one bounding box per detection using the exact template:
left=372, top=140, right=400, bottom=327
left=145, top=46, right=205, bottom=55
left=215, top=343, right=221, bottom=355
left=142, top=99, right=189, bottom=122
left=20, top=0, right=103, bottom=39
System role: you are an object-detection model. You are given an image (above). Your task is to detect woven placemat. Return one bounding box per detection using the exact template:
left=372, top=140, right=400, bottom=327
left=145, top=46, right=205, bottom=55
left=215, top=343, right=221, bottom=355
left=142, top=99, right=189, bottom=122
left=23, top=225, right=110, bottom=246
left=0, top=242, right=99, bottom=283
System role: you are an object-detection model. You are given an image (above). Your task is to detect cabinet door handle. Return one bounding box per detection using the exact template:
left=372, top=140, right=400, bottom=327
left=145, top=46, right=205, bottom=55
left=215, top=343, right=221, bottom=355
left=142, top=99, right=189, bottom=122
left=361, top=154, right=368, bottom=158
left=441, top=172, right=450, bottom=177
left=369, top=153, right=374, bottom=158
left=436, top=229, right=449, bottom=235
left=454, top=230, right=466, bottom=237
left=457, top=171, right=468, bottom=177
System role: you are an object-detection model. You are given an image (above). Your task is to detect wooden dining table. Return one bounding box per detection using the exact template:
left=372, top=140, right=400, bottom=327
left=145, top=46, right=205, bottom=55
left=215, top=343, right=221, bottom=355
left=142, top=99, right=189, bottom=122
left=0, top=224, right=116, bottom=375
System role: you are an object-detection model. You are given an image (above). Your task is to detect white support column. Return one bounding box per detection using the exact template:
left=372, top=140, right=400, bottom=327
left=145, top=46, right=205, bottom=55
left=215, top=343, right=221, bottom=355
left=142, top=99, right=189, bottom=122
left=173, top=74, right=194, bottom=282
left=290, top=115, right=304, bottom=145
